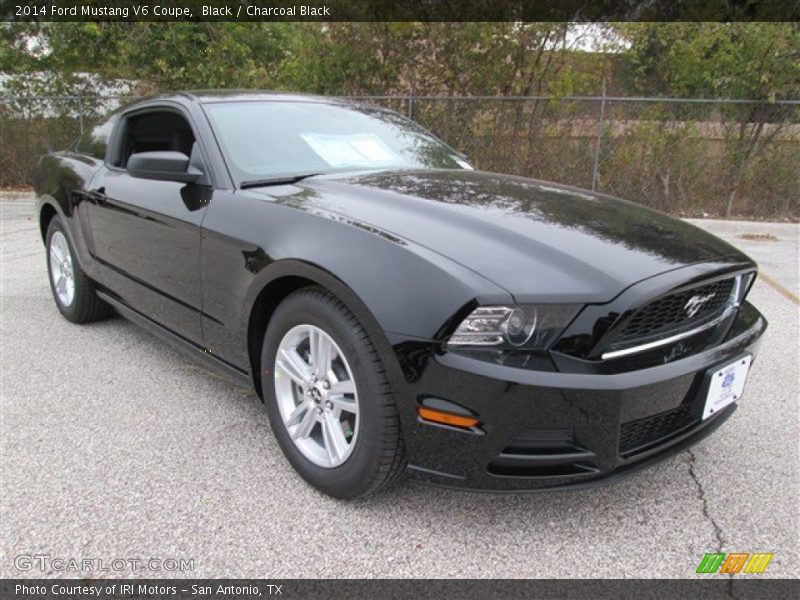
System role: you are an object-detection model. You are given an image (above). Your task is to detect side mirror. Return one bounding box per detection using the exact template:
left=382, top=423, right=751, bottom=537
left=127, top=151, right=203, bottom=183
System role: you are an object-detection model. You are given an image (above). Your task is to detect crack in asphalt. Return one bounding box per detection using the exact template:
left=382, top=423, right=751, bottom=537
left=687, top=449, right=726, bottom=551
left=687, top=449, right=739, bottom=598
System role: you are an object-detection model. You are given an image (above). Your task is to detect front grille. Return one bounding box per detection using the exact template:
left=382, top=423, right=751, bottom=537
left=615, top=278, right=735, bottom=344
left=619, top=404, right=697, bottom=457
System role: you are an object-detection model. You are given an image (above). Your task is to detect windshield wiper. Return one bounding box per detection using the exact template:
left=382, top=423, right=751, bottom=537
left=239, top=172, right=324, bottom=189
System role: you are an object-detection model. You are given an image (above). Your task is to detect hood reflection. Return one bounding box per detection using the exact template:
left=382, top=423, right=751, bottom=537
left=252, top=168, right=745, bottom=302
left=340, top=169, right=732, bottom=264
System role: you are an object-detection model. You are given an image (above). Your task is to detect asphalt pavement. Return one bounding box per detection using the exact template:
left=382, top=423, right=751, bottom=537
left=1, top=194, right=797, bottom=579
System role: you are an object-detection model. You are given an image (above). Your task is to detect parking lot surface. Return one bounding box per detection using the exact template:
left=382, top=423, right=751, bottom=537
left=1, top=195, right=798, bottom=578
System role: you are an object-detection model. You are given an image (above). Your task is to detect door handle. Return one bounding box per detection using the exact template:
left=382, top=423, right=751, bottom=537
left=90, top=187, right=106, bottom=204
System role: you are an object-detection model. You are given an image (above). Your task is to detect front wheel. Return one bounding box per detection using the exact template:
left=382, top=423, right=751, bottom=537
left=261, top=288, right=406, bottom=499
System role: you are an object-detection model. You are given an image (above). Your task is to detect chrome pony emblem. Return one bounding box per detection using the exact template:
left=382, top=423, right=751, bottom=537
left=684, top=293, right=716, bottom=318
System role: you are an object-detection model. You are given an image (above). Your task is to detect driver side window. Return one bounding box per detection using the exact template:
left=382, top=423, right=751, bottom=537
left=113, top=110, right=196, bottom=168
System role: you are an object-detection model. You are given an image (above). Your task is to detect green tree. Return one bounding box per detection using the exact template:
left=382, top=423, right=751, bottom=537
left=276, top=23, right=415, bottom=95
left=618, top=23, right=800, bottom=216
left=1, top=23, right=298, bottom=93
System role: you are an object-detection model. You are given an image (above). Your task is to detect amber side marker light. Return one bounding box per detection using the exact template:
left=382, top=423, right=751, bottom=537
left=417, top=407, right=479, bottom=428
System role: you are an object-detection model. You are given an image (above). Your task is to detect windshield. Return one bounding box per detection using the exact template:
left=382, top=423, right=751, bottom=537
left=204, top=100, right=473, bottom=183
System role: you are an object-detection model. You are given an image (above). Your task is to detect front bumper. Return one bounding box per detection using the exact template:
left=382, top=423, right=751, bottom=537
left=391, top=302, right=767, bottom=492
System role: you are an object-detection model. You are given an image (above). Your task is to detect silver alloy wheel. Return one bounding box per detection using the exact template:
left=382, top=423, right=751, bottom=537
left=274, top=324, right=360, bottom=468
left=49, top=231, right=75, bottom=307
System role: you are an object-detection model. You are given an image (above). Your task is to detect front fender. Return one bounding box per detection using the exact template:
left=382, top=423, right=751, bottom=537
left=200, top=190, right=512, bottom=371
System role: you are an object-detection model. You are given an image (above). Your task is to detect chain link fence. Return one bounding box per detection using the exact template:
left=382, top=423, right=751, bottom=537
left=2, top=94, right=798, bottom=219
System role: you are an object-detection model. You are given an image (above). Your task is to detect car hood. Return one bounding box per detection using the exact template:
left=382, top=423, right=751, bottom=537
left=259, top=169, right=749, bottom=302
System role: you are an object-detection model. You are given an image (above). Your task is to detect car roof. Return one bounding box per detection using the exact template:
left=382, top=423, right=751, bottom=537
left=141, top=90, right=355, bottom=105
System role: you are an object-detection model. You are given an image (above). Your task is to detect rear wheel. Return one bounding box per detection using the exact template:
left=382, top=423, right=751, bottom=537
left=261, top=288, right=405, bottom=499
left=45, top=215, right=110, bottom=323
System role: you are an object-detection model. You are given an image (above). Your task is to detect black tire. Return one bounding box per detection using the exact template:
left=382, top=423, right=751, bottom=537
left=261, top=287, right=406, bottom=499
left=45, top=215, right=111, bottom=323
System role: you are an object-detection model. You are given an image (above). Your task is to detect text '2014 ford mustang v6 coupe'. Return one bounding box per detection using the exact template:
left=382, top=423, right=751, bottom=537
left=34, top=91, right=767, bottom=498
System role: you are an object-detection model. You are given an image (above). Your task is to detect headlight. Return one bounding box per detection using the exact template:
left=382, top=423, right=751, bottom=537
left=447, top=304, right=582, bottom=350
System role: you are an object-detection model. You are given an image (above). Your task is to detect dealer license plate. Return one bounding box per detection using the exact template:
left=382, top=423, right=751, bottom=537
left=702, top=355, right=752, bottom=420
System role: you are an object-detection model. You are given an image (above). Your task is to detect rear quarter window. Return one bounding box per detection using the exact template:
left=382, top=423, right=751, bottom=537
left=74, top=115, right=118, bottom=160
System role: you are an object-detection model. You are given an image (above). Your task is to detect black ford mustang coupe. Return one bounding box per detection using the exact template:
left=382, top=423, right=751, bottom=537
left=34, top=91, right=766, bottom=498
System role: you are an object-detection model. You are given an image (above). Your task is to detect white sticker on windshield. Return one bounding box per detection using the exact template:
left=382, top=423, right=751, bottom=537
left=300, top=133, right=399, bottom=168
left=350, top=136, right=396, bottom=162
left=454, top=157, right=474, bottom=170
